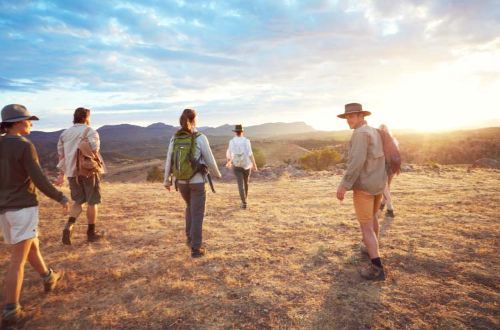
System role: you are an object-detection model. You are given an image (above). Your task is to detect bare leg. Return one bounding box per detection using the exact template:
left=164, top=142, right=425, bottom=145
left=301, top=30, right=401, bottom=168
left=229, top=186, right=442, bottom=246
left=27, top=238, right=49, bottom=276
left=87, top=204, right=97, bottom=225
left=3, top=239, right=32, bottom=305
left=69, top=203, right=83, bottom=219
left=360, top=221, right=380, bottom=259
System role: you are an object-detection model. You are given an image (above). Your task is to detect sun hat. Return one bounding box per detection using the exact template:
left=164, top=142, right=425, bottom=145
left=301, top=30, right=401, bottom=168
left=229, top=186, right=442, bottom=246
left=1, top=104, right=39, bottom=123
left=232, top=124, right=244, bottom=132
left=337, top=103, right=371, bottom=119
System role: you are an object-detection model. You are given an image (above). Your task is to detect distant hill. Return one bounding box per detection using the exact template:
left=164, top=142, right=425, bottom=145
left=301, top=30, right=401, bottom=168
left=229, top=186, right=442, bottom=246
left=27, top=121, right=319, bottom=170
left=202, top=122, right=316, bottom=137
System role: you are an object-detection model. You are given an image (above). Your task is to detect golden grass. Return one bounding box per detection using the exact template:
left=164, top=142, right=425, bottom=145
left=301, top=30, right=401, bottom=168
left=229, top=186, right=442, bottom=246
left=0, top=167, right=498, bottom=329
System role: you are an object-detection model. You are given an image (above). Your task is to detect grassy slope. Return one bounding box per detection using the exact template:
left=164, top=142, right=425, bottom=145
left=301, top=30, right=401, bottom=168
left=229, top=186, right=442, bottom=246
left=0, top=168, right=498, bottom=329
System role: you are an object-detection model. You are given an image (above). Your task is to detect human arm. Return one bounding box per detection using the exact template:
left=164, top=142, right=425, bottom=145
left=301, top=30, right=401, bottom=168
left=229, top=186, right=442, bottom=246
left=163, top=137, right=174, bottom=189
left=23, top=142, right=69, bottom=207
left=339, top=131, right=369, bottom=190
left=55, top=134, right=65, bottom=186
left=247, top=139, right=258, bottom=171
left=225, top=140, right=233, bottom=168
left=199, top=134, right=222, bottom=178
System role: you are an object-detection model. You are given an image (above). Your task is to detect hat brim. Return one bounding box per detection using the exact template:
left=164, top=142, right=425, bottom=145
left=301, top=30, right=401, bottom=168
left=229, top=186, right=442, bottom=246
left=232, top=129, right=244, bottom=132
left=2, top=115, right=39, bottom=123
left=337, top=111, right=371, bottom=119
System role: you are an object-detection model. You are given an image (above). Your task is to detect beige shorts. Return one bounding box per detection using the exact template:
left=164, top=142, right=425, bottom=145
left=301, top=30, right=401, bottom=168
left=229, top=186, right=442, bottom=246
left=353, top=190, right=382, bottom=224
left=0, top=206, right=39, bottom=245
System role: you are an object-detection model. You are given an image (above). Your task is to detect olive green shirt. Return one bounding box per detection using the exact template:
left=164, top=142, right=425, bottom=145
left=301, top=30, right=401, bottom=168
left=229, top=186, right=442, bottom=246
left=0, top=135, right=67, bottom=211
left=340, top=122, right=387, bottom=195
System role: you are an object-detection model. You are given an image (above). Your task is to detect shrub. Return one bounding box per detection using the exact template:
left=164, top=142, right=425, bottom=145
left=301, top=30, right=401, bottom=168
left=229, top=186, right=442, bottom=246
left=252, top=147, right=266, bottom=168
left=146, top=165, right=164, bottom=182
left=299, top=147, right=342, bottom=171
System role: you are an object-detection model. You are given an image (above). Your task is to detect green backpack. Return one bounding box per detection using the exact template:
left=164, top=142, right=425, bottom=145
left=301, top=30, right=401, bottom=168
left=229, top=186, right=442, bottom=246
left=171, top=131, right=202, bottom=180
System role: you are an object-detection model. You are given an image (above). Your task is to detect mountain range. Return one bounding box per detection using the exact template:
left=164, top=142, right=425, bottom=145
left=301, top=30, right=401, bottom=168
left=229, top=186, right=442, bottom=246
left=28, top=121, right=317, bottom=169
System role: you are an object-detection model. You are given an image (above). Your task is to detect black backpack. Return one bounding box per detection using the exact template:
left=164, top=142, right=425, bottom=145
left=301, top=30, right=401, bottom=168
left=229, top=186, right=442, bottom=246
left=377, top=129, right=401, bottom=176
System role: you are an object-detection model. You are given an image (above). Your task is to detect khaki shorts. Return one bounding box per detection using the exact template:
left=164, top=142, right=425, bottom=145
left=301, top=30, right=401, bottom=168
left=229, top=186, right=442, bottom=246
left=0, top=206, right=39, bottom=245
left=353, top=190, right=382, bottom=224
left=68, top=175, right=101, bottom=205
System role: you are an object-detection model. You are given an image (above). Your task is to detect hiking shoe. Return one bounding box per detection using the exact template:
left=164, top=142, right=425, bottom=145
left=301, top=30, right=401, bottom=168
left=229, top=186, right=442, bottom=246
left=385, top=209, right=395, bottom=217
left=87, top=232, right=103, bottom=243
left=359, top=264, right=385, bottom=281
left=43, top=268, right=63, bottom=293
left=1, top=305, right=23, bottom=327
left=62, top=225, right=73, bottom=245
left=191, top=247, right=206, bottom=258
left=240, top=203, right=247, bottom=209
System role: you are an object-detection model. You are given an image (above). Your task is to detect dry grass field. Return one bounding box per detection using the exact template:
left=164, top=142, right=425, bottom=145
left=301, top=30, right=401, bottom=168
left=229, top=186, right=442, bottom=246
left=0, top=167, right=498, bottom=329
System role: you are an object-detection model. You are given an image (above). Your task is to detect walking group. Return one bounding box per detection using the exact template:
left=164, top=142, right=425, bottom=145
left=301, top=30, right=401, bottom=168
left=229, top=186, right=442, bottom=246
left=0, top=102, right=399, bottom=326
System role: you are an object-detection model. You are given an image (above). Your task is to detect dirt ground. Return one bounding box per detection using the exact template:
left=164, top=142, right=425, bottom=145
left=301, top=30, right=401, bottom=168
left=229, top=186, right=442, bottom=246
left=0, top=167, right=498, bottom=329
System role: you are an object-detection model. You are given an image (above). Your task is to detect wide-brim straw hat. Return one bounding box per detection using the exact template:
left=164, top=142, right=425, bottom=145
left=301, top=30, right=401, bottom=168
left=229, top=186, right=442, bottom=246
left=337, top=103, right=371, bottom=119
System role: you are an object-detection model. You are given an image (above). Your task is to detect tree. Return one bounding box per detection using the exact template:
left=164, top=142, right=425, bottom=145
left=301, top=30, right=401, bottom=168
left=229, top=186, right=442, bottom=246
left=299, top=147, right=342, bottom=171
left=146, top=165, right=164, bottom=182
left=252, top=147, right=266, bottom=168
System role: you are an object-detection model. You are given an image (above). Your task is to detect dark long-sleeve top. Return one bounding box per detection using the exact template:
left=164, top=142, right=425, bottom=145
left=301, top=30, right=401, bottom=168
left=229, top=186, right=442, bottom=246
left=0, top=135, right=68, bottom=211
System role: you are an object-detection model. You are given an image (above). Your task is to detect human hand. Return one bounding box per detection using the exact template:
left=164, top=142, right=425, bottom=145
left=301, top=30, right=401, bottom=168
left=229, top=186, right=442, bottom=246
left=336, top=185, right=346, bottom=201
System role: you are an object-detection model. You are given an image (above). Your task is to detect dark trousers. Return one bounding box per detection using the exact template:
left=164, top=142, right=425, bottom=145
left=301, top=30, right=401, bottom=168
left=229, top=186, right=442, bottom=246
left=178, top=183, right=206, bottom=249
left=233, top=167, right=250, bottom=205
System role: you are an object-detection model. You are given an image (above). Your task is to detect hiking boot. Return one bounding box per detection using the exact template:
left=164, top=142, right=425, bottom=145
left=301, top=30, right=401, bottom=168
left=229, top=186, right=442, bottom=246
left=62, top=224, right=74, bottom=245
left=1, top=305, right=23, bottom=328
left=191, top=247, right=206, bottom=258
left=385, top=209, right=395, bottom=217
left=43, top=268, right=63, bottom=293
left=87, top=232, right=103, bottom=243
left=359, top=264, right=385, bottom=281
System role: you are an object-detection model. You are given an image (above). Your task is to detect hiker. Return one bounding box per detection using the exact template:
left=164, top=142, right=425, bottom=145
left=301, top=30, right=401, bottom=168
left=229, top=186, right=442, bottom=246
left=0, top=104, right=68, bottom=326
left=336, top=103, right=387, bottom=280
left=163, top=109, right=221, bottom=258
left=379, top=124, right=398, bottom=217
left=56, top=107, right=105, bottom=245
left=226, top=124, right=258, bottom=209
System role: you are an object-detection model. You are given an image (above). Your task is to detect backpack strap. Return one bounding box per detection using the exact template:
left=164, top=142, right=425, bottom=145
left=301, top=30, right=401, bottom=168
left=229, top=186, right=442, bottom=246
left=80, top=126, right=91, bottom=142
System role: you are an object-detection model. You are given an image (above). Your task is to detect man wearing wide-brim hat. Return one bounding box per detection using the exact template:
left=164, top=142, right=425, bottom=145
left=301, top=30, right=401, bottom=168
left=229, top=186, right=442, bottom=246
left=0, top=104, right=68, bottom=326
left=226, top=124, right=258, bottom=209
left=336, top=103, right=387, bottom=280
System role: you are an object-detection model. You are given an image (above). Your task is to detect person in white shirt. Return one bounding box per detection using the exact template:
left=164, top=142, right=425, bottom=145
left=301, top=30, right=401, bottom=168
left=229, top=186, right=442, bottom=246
left=226, top=125, right=258, bottom=209
left=56, top=107, right=104, bottom=245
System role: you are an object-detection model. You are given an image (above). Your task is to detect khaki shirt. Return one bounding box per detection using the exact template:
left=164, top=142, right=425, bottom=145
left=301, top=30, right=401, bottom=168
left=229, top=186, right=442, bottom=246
left=340, top=122, right=387, bottom=195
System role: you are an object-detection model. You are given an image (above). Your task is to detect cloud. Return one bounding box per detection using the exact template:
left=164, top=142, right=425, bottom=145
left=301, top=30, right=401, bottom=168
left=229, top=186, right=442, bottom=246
left=0, top=0, right=499, bottom=131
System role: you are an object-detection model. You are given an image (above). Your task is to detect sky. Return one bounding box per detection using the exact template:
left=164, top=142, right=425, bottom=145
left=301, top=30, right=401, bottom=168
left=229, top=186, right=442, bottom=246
left=1, top=0, right=499, bottom=132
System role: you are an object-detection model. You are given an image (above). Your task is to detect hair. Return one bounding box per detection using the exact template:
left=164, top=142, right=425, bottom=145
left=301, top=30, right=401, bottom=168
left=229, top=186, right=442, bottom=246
left=73, top=107, right=91, bottom=124
left=0, top=122, right=15, bottom=135
left=178, top=108, right=197, bottom=133
left=379, top=124, right=392, bottom=136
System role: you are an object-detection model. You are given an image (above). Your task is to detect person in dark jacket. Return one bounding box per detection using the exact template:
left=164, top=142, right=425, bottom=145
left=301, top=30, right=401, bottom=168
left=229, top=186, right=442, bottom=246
left=0, top=104, right=69, bottom=326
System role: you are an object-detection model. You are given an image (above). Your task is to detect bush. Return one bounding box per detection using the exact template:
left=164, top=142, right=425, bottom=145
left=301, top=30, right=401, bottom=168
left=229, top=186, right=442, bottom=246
left=299, top=147, right=342, bottom=171
left=252, top=147, right=266, bottom=168
left=146, top=165, right=164, bottom=182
